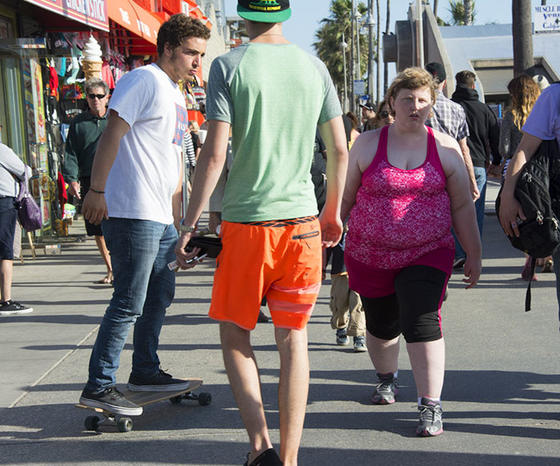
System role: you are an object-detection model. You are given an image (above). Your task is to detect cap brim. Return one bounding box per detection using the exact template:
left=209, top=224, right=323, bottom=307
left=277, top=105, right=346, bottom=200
left=237, top=6, right=291, bottom=23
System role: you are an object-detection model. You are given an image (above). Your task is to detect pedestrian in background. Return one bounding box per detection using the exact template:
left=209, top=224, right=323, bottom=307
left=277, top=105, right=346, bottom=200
left=498, top=74, right=545, bottom=280
left=451, top=70, right=500, bottom=269
left=63, top=77, right=112, bottom=284
left=0, top=143, right=33, bottom=316
left=175, top=1, right=348, bottom=463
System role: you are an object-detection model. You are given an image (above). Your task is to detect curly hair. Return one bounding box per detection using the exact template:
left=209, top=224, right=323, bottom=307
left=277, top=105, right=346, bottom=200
left=507, top=74, right=541, bottom=130
left=157, top=14, right=211, bottom=56
left=386, top=67, right=436, bottom=113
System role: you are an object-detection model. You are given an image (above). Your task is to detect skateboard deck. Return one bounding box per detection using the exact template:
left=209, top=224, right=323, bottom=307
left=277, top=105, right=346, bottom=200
left=76, top=378, right=210, bottom=432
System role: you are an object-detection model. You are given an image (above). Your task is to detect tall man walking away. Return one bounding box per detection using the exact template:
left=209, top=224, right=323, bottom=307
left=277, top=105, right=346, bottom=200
left=175, top=2, right=348, bottom=464
left=78, top=14, right=209, bottom=416
left=452, top=70, right=500, bottom=267
left=63, top=78, right=113, bottom=284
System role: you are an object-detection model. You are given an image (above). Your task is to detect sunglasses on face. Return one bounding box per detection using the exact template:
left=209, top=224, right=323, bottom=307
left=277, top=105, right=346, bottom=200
left=380, top=110, right=390, bottom=118
left=88, top=93, right=106, bottom=100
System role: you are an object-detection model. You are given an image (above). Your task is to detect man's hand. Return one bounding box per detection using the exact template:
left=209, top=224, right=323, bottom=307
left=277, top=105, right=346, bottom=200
left=462, top=255, right=481, bottom=289
left=319, top=212, right=343, bottom=249
left=68, top=181, right=81, bottom=199
left=82, top=190, right=108, bottom=225
left=498, top=190, right=526, bottom=237
left=174, top=231, right=202, bottom=269
left=470, top=180, right=480, bottom=202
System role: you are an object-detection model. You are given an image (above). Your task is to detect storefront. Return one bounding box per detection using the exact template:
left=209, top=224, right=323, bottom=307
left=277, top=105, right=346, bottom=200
left=0, top=0, right=210, bottom=238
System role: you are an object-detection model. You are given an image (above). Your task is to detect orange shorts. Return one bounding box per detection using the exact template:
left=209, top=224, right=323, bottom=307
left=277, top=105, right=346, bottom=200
left=209, top=217, right=322, bottom=330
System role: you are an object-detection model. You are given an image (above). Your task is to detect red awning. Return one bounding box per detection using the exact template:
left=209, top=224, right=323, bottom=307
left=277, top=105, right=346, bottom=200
left=24, top=0, right=109, bottom=32
left=108, top=0, right=163, bottom=46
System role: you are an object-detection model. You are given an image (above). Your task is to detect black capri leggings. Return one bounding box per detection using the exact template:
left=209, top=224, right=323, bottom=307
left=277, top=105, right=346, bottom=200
left=360, top=265, right=448, bottom=343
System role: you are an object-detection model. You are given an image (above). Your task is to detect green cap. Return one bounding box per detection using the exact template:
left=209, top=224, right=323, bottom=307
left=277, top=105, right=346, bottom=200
left=237, top=0, right=291, bottom=23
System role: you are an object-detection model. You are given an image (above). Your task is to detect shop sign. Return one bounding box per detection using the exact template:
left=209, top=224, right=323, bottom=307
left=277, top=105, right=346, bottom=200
left=534, top=4, right=560, bottom=33
left=24, top=0, right=109, bottom=32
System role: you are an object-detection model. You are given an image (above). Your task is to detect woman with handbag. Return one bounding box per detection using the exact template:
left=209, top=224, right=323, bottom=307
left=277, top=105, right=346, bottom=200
left=341, top=68, right=481, bottom=436
left=0, top=143, right=33, bottom=315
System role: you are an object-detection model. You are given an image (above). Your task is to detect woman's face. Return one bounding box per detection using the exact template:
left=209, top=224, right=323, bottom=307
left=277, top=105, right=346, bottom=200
left=391, top=86, right=432, bottom=129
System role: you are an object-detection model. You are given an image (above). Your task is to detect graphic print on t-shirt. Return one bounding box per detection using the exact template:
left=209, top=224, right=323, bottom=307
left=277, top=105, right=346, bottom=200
left=172, top=103, right=188, bottom=145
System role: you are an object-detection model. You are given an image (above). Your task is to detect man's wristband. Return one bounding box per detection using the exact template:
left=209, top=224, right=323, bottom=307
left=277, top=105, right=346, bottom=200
left=90, top=188, right=105, bottom=194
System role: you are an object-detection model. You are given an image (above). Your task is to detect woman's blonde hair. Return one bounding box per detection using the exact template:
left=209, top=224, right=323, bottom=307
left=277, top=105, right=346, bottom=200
left=386, top=67, right=437, bottom=114
left=507, top=74, right=541, bottom=129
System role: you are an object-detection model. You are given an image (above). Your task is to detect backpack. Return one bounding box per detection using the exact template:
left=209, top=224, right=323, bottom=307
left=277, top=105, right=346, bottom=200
left=495, top=138, right=560, bottom=311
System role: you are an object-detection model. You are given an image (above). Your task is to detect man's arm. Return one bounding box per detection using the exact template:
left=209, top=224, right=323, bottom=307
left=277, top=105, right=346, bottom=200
left=0, top=143, right=27, bottom=179
left=318, top=115, right=348, bottom=248
left=81, top=110, right=130, bottom=225
left=63, top=123, right=81, bottom=198
left=498, top=133, right=543, bottom=237
left=174, top=119, right=230, bottom=268
left=458, top=137, right=479, bottom=201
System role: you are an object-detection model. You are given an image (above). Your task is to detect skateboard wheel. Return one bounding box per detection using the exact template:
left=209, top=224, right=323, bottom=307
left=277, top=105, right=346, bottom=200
left=170, top=395, right=183, bottom=405
left=117, top=417, right=133, bottom=432
left=198, top=392, right=212, bottom=406
left=84, top=415, right=100, bottom=431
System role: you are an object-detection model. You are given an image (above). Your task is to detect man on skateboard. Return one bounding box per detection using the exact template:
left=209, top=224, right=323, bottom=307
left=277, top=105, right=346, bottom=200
left=175, top=1, right=348, bottom=464
left=78, top=14, right=210, bottom=416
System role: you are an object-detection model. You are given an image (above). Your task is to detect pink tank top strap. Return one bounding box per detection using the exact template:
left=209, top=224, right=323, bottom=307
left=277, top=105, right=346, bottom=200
left=362, top=125, right=390, bottom=178
left=425, top=125, right=446, bottom=177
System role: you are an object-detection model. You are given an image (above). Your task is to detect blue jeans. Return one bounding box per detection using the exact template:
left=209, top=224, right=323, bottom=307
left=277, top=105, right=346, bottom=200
left=455, top=166, right=487, bottom=260
left=85, top=218, right=178, bottom=392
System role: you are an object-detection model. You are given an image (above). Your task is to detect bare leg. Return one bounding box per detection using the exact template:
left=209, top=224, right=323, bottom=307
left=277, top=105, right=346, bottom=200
left=94, top=235, right=112, bottom=281
left=0, top=259, right=13, bottom=302
left=407, top=337, right=445, bottom=399
left=220, top=322, right=272, bottom=463
left=275, top=326, right=309, bottom=466
left=366, top=331, right=400, bottom=373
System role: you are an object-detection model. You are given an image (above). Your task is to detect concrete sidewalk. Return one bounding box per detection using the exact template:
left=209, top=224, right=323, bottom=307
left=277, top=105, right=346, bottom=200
left=1, top=199, right=559, bottom=465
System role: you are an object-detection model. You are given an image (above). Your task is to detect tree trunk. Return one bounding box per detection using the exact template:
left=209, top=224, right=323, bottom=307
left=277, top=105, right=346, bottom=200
left=464, top=0, right=473, bottom=25
left=383, top=0, right=390, bottom=95
left=542, top=1, right=547, bottom=5
left=512, top=0, right=533, bottom=76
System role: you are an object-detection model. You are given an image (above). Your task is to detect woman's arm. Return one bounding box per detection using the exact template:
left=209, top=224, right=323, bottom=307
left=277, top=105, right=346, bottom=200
left=438, top=134, right=482, bottom=288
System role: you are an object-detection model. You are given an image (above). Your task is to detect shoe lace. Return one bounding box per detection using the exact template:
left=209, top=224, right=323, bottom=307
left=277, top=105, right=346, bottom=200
left=158, top=369, right=172, bottom=379
left=376, top=378, right=394, bottom=393
left=419, top=404, right=441, bottom=422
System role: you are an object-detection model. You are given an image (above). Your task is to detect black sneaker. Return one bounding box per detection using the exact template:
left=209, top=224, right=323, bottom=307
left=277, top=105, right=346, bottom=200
left=243, top=448, right=283, bottom=466
left=127, top=369, right=191, bottom=392
left=79, top=386, right=142, bottom=416
left=0, top=300, right=33, bottom=316
left=416, top=397, right=443, bottom=437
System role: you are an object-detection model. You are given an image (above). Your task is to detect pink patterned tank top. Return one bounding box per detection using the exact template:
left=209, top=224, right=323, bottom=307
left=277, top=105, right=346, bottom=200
left=346, top=125, right=454, bottom=270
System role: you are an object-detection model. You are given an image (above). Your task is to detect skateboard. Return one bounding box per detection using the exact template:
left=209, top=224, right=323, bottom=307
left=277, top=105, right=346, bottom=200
left=76, top=378, right=211, bottom=432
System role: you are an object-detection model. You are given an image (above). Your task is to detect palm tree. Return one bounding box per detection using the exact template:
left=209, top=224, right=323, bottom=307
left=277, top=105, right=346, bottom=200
left=448, top=0, right=475, bottom=25
left=313, top=0, right=369, bottom=107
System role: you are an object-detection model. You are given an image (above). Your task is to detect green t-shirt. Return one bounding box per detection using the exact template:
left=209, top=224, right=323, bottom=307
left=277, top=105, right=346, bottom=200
left=206, top=43, right=341, bottom=222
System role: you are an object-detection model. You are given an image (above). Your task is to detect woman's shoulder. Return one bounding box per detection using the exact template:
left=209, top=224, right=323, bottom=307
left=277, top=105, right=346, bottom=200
left=430, top=127, right=460, bottom=152
left=352, top=127, right=383, bottom=169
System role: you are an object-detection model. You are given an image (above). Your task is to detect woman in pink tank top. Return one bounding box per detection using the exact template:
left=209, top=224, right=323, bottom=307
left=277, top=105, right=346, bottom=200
left=341, top=68, right=481, bottom=437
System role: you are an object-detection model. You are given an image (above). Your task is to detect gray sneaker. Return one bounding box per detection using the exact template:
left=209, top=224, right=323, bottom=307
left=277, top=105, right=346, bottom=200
left=353, top=336, right=367, bottom=352
left=79, top=386, right=142, bottom=416
left=371, top=372, right=398, bottom=404
left=336, top=328, right=349, bottom=346
left=127, top=369, right=191, bottom=392
left=416, top=397, right=444, bottom=437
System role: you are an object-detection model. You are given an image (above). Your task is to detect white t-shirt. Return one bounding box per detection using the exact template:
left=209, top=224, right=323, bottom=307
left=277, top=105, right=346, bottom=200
left=106, top=63, right=188, bottom=224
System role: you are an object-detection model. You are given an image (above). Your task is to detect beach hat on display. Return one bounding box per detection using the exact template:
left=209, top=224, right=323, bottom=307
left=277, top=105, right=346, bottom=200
left=237, top=0, right=291, bottom=23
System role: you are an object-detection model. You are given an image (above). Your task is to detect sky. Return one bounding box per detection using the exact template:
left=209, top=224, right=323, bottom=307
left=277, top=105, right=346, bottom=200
left=224, top=0, right=548, bottom=56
